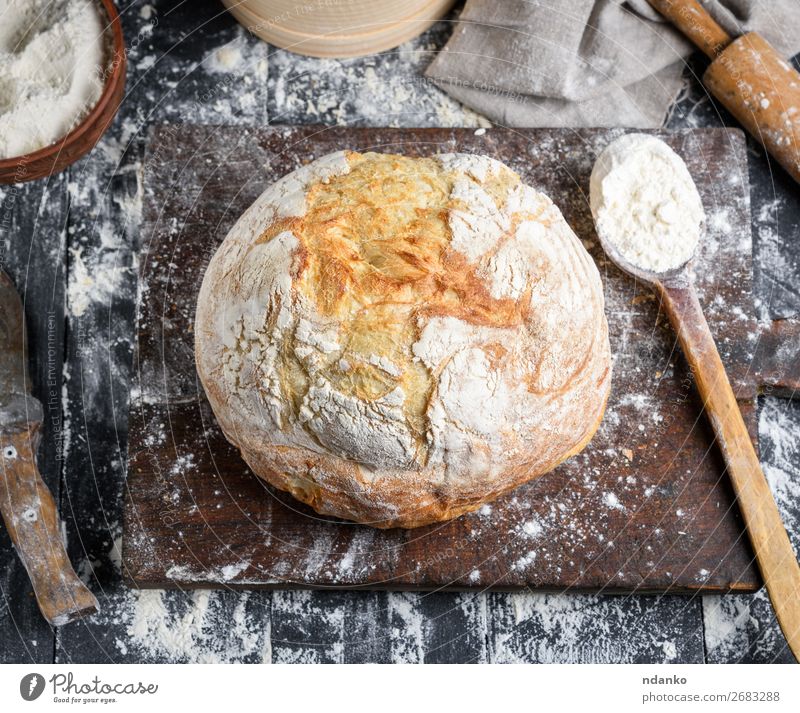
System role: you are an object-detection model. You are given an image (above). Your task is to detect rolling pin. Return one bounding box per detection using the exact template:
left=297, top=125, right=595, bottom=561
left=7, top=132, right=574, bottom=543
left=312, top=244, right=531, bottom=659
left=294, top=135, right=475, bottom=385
left=648, top=0, right=800, bottom=184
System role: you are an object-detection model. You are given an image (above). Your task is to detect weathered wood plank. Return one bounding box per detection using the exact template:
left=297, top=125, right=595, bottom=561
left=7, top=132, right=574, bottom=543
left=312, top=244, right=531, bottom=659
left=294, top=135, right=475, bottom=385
left=0, top=175, right=68, bottom=663
left=488, top=593, right=704, bottom=663
left=124, top=125, right=760, bottom=595
left=51, top=0, right=275, bottom=663
left=407, top=592, right=489, bottom=663
left=53, top=144, right=140, bottom=664
left=269, top=590, right=490, bottom=663
left=754, top=319, right=800, bottom=398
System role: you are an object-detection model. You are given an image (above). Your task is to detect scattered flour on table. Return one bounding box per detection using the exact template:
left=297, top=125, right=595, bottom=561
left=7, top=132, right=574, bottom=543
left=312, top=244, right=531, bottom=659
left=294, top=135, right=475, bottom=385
left=104, top=587, right=703, bottom=663
left=701, top=591, right=790, bottom=663
left=168, top=453, right=196, bottom=477
left=164, top=559, right=250, bottom=584
left=703, top=596, right=755, bottom=657
left=602, top=491, right=625, bottom=512
left=659, top=640, right=678, bottom=660
left=707, top=206, right=732, bottom=235
left=492, top=593, right=693, bottom=663
left=66, top=247, right=94, bottom=318
left=67, top=223, right=135, bottom=319
left=0, top=0, right=109, bottom=158
left=78, top=533, right=271, bottom=663
left=752, top=192, right=797, bottom=321
left=57, top=363, right=73, bottom=463
left=387, top=593, right=426, bottom=663
left=125, top=590, right=271, bottom=663
left=269, top=39, right=491, bottom=128
left=759, top=398, right=800, bottom=523
left=521, top=519, right=543, bottom=537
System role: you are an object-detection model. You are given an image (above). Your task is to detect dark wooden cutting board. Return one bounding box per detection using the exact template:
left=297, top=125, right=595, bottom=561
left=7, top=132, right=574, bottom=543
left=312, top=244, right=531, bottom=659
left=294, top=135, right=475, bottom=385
left=125, top=125, right=771, bottom=593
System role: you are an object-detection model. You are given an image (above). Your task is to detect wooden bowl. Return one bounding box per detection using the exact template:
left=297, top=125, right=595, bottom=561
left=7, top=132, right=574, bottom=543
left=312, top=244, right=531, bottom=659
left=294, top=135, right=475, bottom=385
left=0, top=0, right=126, bottom=185
left=222, top=0, right=455, bottom=58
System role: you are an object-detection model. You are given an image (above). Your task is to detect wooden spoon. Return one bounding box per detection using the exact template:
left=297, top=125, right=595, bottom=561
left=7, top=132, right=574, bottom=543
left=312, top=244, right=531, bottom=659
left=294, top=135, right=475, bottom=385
left=592, top=147, right=800, bottom=662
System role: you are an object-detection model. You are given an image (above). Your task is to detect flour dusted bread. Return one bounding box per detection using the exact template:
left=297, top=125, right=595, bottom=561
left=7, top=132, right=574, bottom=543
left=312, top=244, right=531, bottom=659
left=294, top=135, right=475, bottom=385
left=195, top=151, right=611, bottom=528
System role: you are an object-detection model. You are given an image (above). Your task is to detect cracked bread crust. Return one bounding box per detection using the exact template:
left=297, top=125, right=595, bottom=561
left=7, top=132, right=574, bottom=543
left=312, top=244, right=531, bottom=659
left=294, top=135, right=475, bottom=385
left=195, top=150, right=612, bottom=528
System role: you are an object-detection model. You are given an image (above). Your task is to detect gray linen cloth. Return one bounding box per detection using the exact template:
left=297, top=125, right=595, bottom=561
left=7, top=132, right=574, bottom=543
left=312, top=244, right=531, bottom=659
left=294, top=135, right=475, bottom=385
left=425, top=0, right=800, bottom=127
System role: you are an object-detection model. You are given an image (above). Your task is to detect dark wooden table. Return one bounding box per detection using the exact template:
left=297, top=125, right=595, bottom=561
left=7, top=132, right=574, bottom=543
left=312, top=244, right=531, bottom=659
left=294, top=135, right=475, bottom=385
left=1, top=0, right=798, bottom=664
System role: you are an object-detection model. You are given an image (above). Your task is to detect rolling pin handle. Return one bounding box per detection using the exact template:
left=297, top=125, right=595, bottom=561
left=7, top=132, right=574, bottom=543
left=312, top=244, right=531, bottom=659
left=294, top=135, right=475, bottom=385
left=646, top=0, right=732, bottom=59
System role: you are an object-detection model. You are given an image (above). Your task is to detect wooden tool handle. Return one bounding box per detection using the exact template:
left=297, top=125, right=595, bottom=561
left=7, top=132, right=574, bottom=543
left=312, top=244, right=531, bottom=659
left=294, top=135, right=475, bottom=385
left=649, top=2, right=800, bottom=184
left=646, top=0, right=731, bottom=59
left=657, top=278, right=800, bottom=661
left=704, top=32, right=800, bottom=185
left=0, top=425, right=98, bottom=626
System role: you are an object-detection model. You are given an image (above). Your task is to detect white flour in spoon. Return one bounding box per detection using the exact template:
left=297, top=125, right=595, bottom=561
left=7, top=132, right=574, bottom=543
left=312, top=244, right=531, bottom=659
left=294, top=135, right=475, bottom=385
left=590, top=133, right=705, bottom=274
left=0, top=0, right=108, bottom=159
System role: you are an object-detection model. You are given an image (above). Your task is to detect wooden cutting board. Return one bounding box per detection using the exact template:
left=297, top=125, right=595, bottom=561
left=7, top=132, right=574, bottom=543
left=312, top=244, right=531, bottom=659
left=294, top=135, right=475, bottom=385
left=125, top=125, right=773, bottom=593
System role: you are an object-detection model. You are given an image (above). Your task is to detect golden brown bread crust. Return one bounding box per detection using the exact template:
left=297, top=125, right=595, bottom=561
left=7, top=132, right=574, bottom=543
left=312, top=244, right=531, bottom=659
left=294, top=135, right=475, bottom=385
left=195, top=150, right=612, bottom=528
left=234, top=384, right=610, bottom=528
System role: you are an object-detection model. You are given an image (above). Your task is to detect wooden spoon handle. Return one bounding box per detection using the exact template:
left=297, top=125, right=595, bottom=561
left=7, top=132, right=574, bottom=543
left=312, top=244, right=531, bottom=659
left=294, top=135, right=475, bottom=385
left=646, top=0, right=731, bottom=59
left=0, top=425, right=98, bottom=626
left=657, top=278, right=800, bottom=661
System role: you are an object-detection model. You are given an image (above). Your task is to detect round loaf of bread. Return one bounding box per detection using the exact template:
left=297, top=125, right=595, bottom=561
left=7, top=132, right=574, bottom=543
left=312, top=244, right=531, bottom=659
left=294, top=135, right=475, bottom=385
left=195, top=150, right=611, bottom=528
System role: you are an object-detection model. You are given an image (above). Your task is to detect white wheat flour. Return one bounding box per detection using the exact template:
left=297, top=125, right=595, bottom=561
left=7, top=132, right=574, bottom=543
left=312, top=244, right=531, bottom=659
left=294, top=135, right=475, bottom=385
left=0, top=0, right=108, bottom=159
left=590, top=133, right=705, bottom=274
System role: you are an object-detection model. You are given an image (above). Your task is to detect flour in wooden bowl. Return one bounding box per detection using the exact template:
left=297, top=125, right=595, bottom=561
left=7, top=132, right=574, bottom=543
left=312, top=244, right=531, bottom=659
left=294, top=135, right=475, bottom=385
left=0, top=0, right=109, bottom=159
